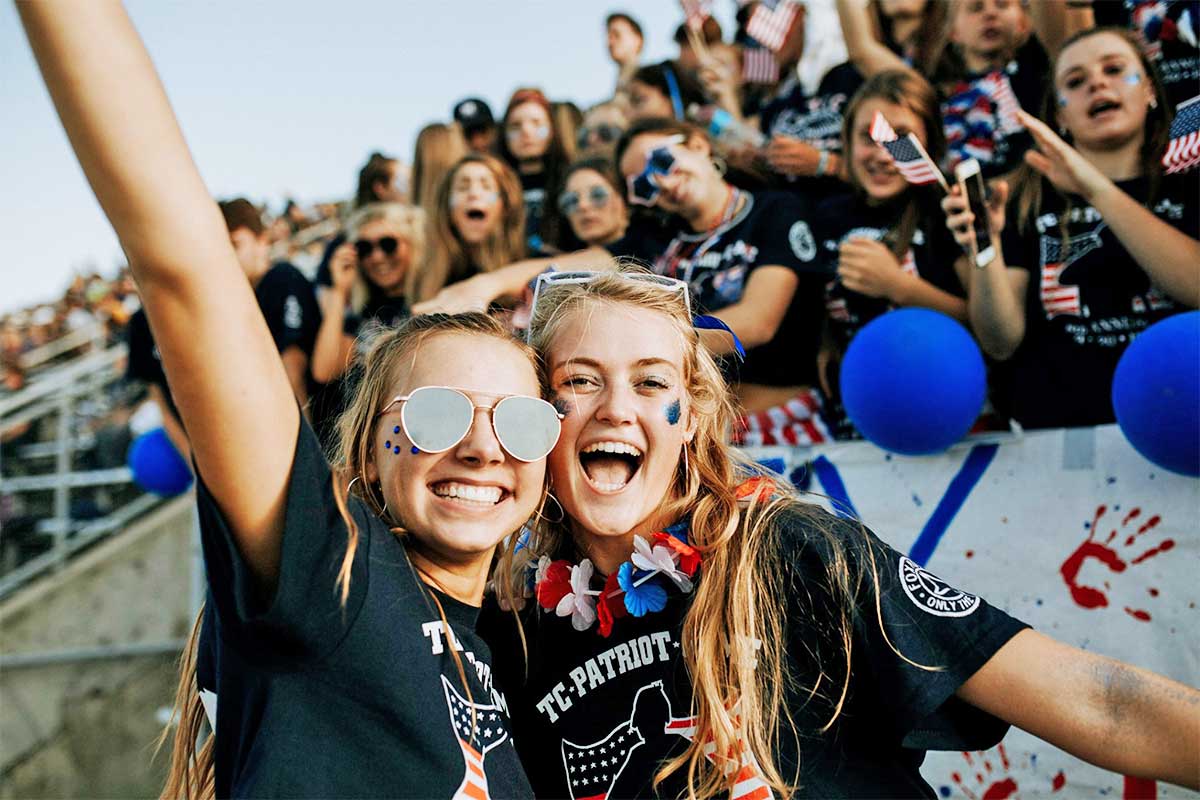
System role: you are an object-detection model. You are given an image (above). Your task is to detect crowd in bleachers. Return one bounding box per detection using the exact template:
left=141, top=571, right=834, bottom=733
left=9, top=0, right=1200, bottom=456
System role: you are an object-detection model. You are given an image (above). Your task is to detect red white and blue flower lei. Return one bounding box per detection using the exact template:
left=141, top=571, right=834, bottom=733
left=532, top=520, right=700, bottom=637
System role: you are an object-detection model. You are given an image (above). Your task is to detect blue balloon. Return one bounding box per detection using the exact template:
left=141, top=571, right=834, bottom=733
left=840, top=309, right=986, bottom=456
left=127, top=427, right=193, bottom=496
left=1112, top=311, right=1200, bottom=477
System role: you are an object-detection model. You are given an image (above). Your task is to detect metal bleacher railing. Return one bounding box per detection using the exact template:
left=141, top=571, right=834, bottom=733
left=0, top=336, right=165, bottom=599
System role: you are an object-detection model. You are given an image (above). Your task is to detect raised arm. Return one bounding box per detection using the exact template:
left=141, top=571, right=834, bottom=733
left=835, top=0, right=912, bottom=78
left=959, top=629, right=1200, bottom=789
left=1027, top=0, right=1096, bottom=57
left=411, top=246, right=612, bottom=315
left=19, top=1, right=298, bottom=585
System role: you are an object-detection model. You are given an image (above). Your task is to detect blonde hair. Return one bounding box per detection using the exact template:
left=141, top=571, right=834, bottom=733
left=159, top=313, right=542, bottom=799
left=410, top=122, right=468, bottom=211
left=502, top=267, right=884, bottom=798
left=411, top=154, right=526, bottom=302
left=344, top=202, right=426, bottom=313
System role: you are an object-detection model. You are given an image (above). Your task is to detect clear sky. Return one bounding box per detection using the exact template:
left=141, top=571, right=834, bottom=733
left=1, top=1, right=736, bottom=315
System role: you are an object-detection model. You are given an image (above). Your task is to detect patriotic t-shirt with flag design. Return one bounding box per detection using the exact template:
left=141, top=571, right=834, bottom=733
left=814, top=192, right=964, bottom=352
left=194, top=419, right=533, bottom=799
left=1095, top=0, right=1200, bottom=111
left=996, top=171, right=1198, bottom=429
left=480, top=508, right=1027, bottom=799
left=605, top=191, right=827, bottom=388
left=940, top=37, right=1047, bottom=177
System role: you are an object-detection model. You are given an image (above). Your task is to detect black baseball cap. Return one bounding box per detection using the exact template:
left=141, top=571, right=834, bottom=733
left=452, top=98, right=495, bottom=133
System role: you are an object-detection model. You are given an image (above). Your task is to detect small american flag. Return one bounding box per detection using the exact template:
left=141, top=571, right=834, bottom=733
left=742, top=46, right=780, bottom=84
left=747, top=0, right=798, bottom=52
left=869, top=111, right=947, bottom=188
left=1163, top=95, right=1200, bottom=175
left=560, top=722, right=644, bottom=800
left=442, top=676, right=510, bottom=800
left=981, top=71, right=1022, bottom=134
left=680, top=0, right=712, bottom=31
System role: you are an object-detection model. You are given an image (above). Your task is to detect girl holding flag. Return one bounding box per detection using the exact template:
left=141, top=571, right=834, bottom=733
left=18, top=3, right=552, bottom=797
left=942, top=27, right=1200, bottom=430
left=813, top=70, right=969, bottom=437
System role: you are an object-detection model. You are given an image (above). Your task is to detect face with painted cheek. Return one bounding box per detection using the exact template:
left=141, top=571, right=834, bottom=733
left=449, top=162, right=503, bottom=245
left=1054, top=33, right=1155, bottom=150
left=367, top=333, right=547, bottom=568
left=546, top=303, right=696, bottom=542
left=505, top=101, right=552, bottom=161
left=950, top=0, right=1028, bottom=63
left=354, top=218, right=411, bottom=295
left=618, top=132, right=718, bottom=217
left=848, top=98, right=926, bottom=203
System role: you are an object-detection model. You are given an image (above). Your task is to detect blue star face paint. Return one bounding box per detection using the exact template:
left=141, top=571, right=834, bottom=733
left=665, top=399, right=681, bottom=426
left=552, top=396, right=572, bottom=417
left=1124, top=72, right=1142, bottom=86
left=1057, top=94, right=1069, bottom=107
left=410, top=446, right=419, bottom=454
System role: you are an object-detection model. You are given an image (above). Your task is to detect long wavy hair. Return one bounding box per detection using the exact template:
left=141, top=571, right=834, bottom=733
left=410, top=122, right=468, bottom=212
left=1012, top=27, right=1173, bottom=242
left=841, top=70, right=946, bottom=263
left=158, top=313, right=543, bottom=800
left=411, top=153, right=526, bottom=302
left=497, top=268, right=898, bottom=798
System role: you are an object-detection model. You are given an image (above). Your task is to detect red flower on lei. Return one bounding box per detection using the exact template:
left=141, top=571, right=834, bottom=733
left=596, top=571, right=628, bottom=637
left=536, top=560, right=573, bottom=611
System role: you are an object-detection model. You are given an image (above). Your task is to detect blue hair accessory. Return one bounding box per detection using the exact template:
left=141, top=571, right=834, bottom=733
left=693, top=314, right=746, bottom=360
left=663, top=65, right=685, bottom=121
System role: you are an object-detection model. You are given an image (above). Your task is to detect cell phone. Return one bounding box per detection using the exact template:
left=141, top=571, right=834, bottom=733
left=954, top=159, right=995, bottom=267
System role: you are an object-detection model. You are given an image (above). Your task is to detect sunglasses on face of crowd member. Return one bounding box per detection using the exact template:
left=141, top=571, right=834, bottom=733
left=558, top=185, right=612, bottom=217
left=354, top=236, right=400, bottom=259
left=377, top=386, right=563, bottom=462
left=626, top=136, right=684, bottom=206
left=577, top=123, right=623, bottom=150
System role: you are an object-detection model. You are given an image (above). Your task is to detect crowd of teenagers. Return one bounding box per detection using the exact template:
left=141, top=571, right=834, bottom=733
left=16, top=1, right=1200, bottom=799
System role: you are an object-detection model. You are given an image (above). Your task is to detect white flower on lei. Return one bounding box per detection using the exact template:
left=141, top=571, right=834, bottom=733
left=631, top=535, right=693, bottom=592
left=555, top=558, right=598, bottom=631
left=534, top=555, right=552, bottom=585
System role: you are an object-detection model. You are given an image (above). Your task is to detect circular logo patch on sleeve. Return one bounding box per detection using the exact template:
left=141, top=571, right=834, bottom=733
left=899, top=556, right=980, bottom=617
left=788, top=221, right=816, bottom=262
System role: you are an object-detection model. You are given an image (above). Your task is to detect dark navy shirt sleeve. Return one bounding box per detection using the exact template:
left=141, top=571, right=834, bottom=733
left=193, top=417, right=371, bottom=664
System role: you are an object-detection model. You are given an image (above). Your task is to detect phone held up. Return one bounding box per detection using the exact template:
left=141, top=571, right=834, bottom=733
left=954, top=158, right=995, bottom=268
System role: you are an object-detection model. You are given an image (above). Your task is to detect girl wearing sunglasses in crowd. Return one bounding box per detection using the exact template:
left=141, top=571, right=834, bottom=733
left=418, top=118, right=830, bottom=447
left=413, top=153, right=527, bottom=306
left=556, top=158, right=630, bottom=250
left=498, top=87, right=573, bottom=256
left=479, top=267, right=1199, bottom=799
left=18, top=4, right=557, bottom=796
left=942, top=27, right=1200, bottom=430
left=814, top=71, right=968, bottom=437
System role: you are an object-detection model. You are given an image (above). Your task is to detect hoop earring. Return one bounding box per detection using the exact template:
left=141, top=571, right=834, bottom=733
left=346, top=476, right=362, bottom=494
left=682, top=444, right=690, bottom=481
left=537, top=491, right=565, bottom=524
left=711, top=156, right=727, bottom=177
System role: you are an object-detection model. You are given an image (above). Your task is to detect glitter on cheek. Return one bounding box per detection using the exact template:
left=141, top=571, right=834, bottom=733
left=411, top=446, right=419, bottom=454
left=665, top=399, right=681, bottom=425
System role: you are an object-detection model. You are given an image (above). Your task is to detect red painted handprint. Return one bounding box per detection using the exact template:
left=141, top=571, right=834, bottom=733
left=1060, top=505, right=1175, bottom=622
left=950, top=745, right=1019, bottom=800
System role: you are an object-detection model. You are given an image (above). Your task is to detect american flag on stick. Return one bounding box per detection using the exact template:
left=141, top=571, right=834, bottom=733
left=747, top=0, right=799, bottom=52
left=742, top=46, right=780, bottom=84
left=869, top=111, right=950, bottom=191
left=441, top=676, right=510, bottom=800
left=1163, top=95, right=1200, bottom=174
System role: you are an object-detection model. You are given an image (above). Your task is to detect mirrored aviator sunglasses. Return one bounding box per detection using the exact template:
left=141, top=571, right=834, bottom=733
left=380, top=386, right=563, bottom=462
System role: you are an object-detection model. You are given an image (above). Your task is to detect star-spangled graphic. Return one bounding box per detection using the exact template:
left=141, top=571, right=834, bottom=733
left=561, top=722, right=644, bottom=800
left=442, top=675, right=510, bottom=800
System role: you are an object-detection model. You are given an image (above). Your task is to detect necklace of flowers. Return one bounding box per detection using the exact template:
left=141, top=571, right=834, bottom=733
left=533, top=520, right=701, bottom=637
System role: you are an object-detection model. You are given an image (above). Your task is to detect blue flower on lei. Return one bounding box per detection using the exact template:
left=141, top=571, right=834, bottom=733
left=617, top=562, right=668, bottom=617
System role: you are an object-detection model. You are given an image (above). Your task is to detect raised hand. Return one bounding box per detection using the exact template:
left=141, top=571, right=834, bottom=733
left=765, top=136, right=823, bottom=177
left=328, top=242, right=358, bottom=296
left=1018, top=109, right=1112, bottom=201
left=941, top=180, right=1009, bottom=254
